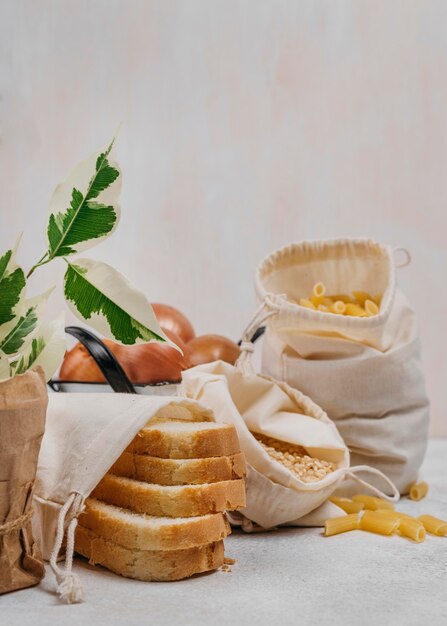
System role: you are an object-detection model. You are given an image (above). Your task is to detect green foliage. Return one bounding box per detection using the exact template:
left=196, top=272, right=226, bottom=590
left=0, top=249, right=26, bottom=326
left=46, top=141, right=120, bottom=259
left=64, top=262, right=166, bottom=345
left=0, top=307, right=38, bottom=354
left=11, top=336, right=46, bottom=375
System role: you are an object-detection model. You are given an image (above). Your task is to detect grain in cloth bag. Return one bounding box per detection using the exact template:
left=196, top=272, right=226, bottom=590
left=0, top=368, right=47, bottom=595
left=255, top=238, right=430, bottom=494
left=181, top=326, right=399, bottom=531
left=32, top=392, right=215, bottom=604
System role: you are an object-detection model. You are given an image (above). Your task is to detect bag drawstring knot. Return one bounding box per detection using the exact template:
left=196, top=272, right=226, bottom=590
left=49, top=491, right=85, bottom=604
left=236, top=294, right=286, bottom=376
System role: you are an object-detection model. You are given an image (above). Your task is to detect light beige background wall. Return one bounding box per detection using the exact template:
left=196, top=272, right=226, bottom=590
left=0, top=0, right=446, bottom=434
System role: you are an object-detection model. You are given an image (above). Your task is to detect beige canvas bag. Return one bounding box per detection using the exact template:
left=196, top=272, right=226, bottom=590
left=32, top=392, right=215, bottom=604
left=181, top=345, right=399, bottom=530
left=255, top=238, right=430, bottom=494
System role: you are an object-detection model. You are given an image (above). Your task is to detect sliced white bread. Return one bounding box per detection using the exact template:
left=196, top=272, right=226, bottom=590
left=109, top=451, right=247, bottom=485
left=126, top=420, right=240, bottom=459
left=78, top=498, right=231, bottom=551
left=91, top=473, right=246, bottom=517
left=75, top=525, right=224, bottom=581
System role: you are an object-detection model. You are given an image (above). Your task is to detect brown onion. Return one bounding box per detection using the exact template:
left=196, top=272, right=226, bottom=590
left=151, top=303, right=195, bottom=344
left=59, top=329, right=191, bottom=384
left=188, top=334, right=240, bottom=367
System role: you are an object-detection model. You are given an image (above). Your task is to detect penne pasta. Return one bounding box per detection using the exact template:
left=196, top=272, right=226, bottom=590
left=300, top=298, right=316, bottom=310
left=360, top=510, right=399, bottom=535
left=300, top=285, right=382, bottom=317
left=330, top=497, right=365, bottom=514
left=352, top=291, right=373, bottom=304
left=329, top=294, right=354, bottom=304
left=418, top=515, right=447, bottom=536
left=375, top=510, right=414, bottom=521
left=409, top=481, right=429, bottom=501
left=365, top=299, right=379, bottom=316
left=313, top=282, right=326, bottom=298
left=344, top=303, right=367, bottom=317
left=324, top=514, right=360, bottom=537
left=352, top=494, right=395, bottom=511
left=398, top=518, right=426, bottom=543
left=373, top=293, right=382, bottom=306
left=331, top=300, right=346, bottom=315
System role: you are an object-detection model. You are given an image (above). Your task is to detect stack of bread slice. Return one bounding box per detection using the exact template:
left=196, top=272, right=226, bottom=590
left=75, top=419, right=246, bottom=582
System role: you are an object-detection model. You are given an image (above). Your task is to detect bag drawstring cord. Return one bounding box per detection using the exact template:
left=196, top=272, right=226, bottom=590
left=49, top=492, right=85, bottom=604
left=345, top=465, right=400, bottom=502
left=236, top=294, right=286, bottom=376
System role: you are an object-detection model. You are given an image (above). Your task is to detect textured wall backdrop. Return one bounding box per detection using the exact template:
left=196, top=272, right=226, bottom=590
left=0, top=0, right=446, bottom=435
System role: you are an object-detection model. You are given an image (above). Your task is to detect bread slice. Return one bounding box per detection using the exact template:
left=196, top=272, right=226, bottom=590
left=78, top=498, right=231, bottom=551
left=75, top=525, right=224, bottom=581
left=126, top=420, right=240, bottom=459
left=92, top=473, right=246, bottom=517
left=110, top=451, right=247, bottom=485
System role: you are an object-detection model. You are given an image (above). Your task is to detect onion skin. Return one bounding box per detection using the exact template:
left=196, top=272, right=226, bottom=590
left=151, top=303, right=195, bottom=344
left=59, top=329, right=191, bottom=384
left=188, top=334, right=240, bottom=367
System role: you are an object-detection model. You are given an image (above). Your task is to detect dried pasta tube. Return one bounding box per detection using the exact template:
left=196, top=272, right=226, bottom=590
left=329, top=294, right=354, bottom=303
left=373, top=293, right=383, bottom=306
left=375, top=510, right=414, bottom=521
left=318, top=304, right=329, bottom=313
left=409, top=481, right=429, bottom=501
left=330, top=497, right=365, bottom=514
left=399, top=518, right=426, bottom=543
left=300, top=298, right=316, bottom=310
left=360, top=511, right=399, bottom=535
left=418, top=515, right=447, bottom=536
left=324, top=514, right=360, bottom=537
left=365, top=299, right=379, bottom=316
left=311, top=296, right=333, bottom=307
left=344, top=303, right=367, bottom=317
left=331, top=300, right=346, bottom=315
left=313, top=282, right=326, bottom=298
left=352, top=291, right=373, bottom=304
left=352, top=495, right=395, bottom=511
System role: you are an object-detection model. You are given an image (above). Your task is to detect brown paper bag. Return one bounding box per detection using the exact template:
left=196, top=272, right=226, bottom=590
left=0, top=367, right=48, bottom=595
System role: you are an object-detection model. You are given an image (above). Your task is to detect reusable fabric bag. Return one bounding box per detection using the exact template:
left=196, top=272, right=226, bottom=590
left=255, top=238, right=430, bottom=493
left=32, top=392, right=215, bottom=604
left=181, top=348, right=398, bottom=530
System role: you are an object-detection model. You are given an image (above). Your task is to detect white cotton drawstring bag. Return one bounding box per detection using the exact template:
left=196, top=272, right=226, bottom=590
left=32, top=392, right=215, bottom=604
left=255, top=238, right=430, bottom=494
left=181, top=312, right=399, bottom=531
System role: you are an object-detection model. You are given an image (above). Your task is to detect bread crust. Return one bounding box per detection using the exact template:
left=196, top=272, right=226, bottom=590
left=110, top=451, right=247, bottom=485
left=78, top=498, right=231, bottom=551
left=75, top=526, right=224, bottom=581
left=126, top=422, right=240, bottom=459
left=92, top=474, right=246, bottom=517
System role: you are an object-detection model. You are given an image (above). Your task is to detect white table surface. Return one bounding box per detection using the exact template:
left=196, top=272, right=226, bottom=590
left=2, top=439, right=447, bottom=626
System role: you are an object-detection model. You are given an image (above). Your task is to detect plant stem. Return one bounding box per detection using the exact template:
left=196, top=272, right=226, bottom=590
left=27, top=253, right=51, bottom=278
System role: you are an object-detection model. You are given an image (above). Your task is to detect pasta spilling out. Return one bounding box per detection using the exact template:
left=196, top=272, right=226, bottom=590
left=253, top=433, right=335, bottom=483
left=299, top=282, right=382, bottom=317
left=409, top=481, right=429, bottom=501
left=324, top=514, right=360, bottom=537
left=326, top=488, right=446, bottom=544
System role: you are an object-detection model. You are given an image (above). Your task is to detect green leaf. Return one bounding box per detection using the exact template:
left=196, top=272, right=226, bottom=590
left=10, top=315, right=66, bottom=380
left=0, top=248, right=26, bottom=326
left=46, top=140, right=121, bottom=259
left=0, top=306, right=38, bottom=354
left=12, top=337, right=46, bottom=375
left=0, top=287, right=53, bottom=356
left=63, top=258, right=181, bottom=350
